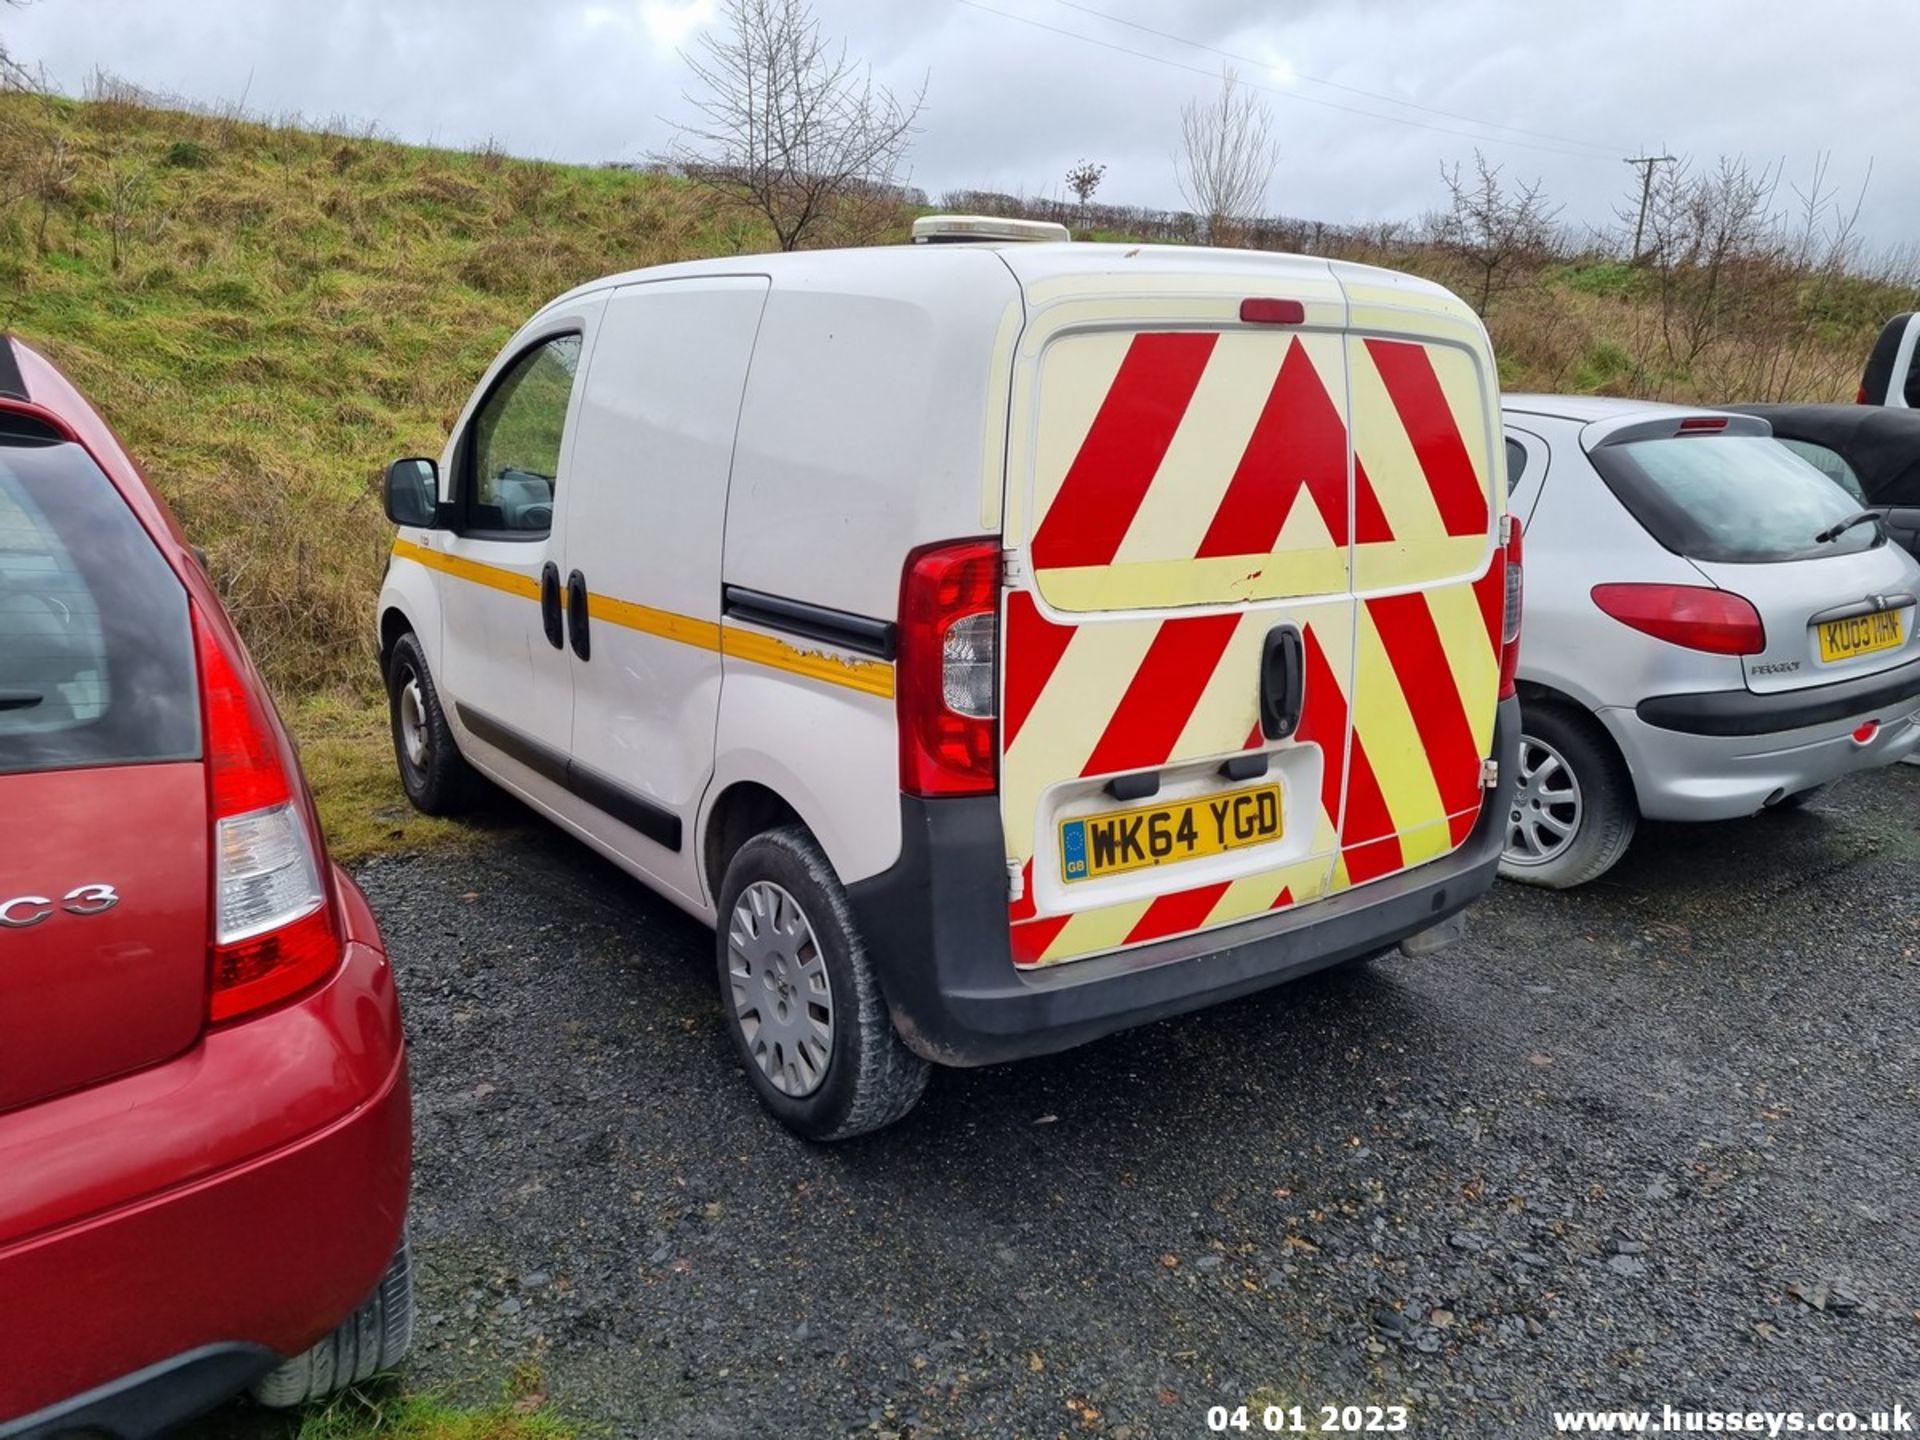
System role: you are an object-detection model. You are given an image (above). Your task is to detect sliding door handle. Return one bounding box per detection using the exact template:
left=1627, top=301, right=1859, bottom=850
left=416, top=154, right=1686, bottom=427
left=539, top=562, right=564, bottom=649
left=565, top=570, right=590, bottom=661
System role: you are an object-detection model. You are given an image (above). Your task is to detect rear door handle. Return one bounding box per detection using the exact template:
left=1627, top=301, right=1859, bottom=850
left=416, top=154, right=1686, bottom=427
left=1258, top=624, right=1305, bottom=741
left=565, top=570, right=590, bottom=661
left=539, top=562, right=564, bottom=649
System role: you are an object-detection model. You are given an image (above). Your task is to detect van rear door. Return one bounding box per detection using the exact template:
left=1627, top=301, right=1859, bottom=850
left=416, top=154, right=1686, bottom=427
left=1339, top=306, right=1504, bottom=884
left=997, top=256, right=1505, bottom=968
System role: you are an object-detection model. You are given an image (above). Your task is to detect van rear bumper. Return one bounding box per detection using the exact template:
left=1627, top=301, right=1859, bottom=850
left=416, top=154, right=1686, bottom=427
left=849, top=697, right=1519, bottom=1068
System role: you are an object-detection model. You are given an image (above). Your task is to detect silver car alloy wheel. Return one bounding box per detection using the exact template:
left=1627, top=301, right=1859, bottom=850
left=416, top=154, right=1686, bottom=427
left=727, top=880, right=834, bottom=1097
left=398, top=670, right=430, bottom=771
left=1505, top=734, right=1584, bottom=867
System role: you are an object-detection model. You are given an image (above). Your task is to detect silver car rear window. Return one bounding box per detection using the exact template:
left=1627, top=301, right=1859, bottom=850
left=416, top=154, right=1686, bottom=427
left=1592, top=434, right=1882, bottom=564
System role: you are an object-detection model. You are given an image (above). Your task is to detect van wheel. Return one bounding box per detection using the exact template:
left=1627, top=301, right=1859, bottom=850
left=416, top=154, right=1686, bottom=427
left=716, top=827, right=929, bottom=1141
left=251, top=1238, right=414, bottom=1407
left=1499, top=704, right=1637, bottom=890
left=386, top=633, right=477, bottom=815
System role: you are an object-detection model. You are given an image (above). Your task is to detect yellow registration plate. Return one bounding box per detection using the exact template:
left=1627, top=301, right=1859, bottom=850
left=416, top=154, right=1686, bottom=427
left=1059, top=784, right=1283, bottom=883
left=1817, top=608, right=1905, bottom=663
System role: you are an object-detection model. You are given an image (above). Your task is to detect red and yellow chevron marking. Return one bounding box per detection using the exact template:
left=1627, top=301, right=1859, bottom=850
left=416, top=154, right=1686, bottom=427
left=1004, top=323, right=1501, bottom=968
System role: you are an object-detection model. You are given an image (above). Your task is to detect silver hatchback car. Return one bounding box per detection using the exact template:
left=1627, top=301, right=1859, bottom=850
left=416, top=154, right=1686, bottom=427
left=1501, top=396, right=1920, bottom=887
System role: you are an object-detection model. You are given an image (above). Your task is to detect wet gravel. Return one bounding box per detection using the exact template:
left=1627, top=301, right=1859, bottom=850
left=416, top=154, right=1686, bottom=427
left=220, top=767, right=1918, bottom=1437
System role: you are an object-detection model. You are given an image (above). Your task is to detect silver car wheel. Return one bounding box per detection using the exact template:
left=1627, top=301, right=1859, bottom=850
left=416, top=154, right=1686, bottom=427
left=398, top=672, right=430, bottom=770
left=1505, top=734, right=1584, bottom=867
left=727, top=880, right=834, bottom=1098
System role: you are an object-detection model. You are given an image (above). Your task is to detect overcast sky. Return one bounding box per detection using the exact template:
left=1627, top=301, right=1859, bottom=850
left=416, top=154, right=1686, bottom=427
left=6, top=0, right=1915, bottom=252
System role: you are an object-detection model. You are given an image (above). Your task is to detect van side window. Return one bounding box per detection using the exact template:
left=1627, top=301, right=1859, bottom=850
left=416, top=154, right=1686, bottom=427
left=466, top=334, right=582, bottom=536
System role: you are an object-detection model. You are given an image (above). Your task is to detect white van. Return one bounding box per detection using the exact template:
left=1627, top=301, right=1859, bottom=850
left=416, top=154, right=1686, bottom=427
left=376, top=219, right=1523, bottom=1139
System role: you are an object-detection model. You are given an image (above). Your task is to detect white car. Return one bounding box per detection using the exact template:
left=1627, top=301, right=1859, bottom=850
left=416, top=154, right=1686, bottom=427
left=375, top=218, right=1522, bottom=1138
left=1502, top=396, right=1920, bottom=888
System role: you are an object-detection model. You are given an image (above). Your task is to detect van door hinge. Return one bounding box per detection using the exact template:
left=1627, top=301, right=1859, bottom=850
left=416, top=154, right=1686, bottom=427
left=1001, top=549, right=1028, bottom=586
left=1006, top=857, right=1026, bottom=902
left=1480, top=758, right=1500, bottom=790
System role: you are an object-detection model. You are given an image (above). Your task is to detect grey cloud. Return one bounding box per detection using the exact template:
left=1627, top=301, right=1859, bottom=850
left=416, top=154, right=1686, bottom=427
left=4, top=0, right=1913, bottom=249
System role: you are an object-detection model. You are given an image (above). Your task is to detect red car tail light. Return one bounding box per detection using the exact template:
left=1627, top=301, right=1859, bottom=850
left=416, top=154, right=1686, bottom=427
left=1591, top=582, right=1766, bottom=656
left=195, top=609, right=339, bottom=1021
left=1498, top=513, right=1524, bottom=699
left=898, top=539, right=1001, bottom=796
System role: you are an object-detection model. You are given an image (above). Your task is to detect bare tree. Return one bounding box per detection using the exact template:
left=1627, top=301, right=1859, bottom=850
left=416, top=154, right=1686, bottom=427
left=1619, top=153, right=1881, bottom=400
left=1175, top=69, right=1277, bottom=247
left=1065, top=158, right=1105, bottom=209
left=1432, top=150, right=1563, bottom=313
left=666, top=0, right=925, bottom=251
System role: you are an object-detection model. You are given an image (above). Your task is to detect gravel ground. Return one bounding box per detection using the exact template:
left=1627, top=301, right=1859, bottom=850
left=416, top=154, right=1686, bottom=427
left=220, top=767, right=1918, bottom=1438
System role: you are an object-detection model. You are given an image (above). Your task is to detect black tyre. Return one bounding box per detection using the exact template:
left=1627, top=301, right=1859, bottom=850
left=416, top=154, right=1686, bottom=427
left=716, top=826, right=929, bottom=1140
left=385, top=632, right=478, bottom=816
left=1498, top=703, right=1637, bottom=890
left=251, top=1239, right=414, bottom=1407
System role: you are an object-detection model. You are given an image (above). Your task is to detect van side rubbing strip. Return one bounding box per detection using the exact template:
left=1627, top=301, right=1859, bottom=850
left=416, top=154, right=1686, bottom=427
left=0, top=338, right=27, bottom=401
left=722, top=585, right=897, bottom=659
left=718, top=627, right=896, bottom=699
left=454, top=701, right=683, bottom=851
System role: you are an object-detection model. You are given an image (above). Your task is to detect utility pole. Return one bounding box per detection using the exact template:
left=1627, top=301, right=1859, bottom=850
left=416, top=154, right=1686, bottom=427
left=1625, top=153, right=1675, bottom=262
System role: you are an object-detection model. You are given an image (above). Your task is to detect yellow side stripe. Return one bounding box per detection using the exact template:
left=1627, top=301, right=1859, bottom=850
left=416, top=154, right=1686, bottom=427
left=593, top=593, right=722, bottom=651
left=392, top=537, right=540, bottom=601
left=390, top=541, right=891, bottom=698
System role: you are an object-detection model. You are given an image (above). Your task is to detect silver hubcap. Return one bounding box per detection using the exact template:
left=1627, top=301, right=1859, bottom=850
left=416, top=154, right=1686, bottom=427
left=398, top=672, right=429, bottom=770
left=1505, top=735, right=1583, bottom=866
left=727, top=881, right=833, bottom=1097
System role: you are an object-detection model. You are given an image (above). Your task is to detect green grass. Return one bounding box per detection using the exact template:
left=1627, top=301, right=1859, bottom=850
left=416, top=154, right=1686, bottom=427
left=285, top=1382, right=583, bottom=1440
left=0, top=89, right=770, bottom=702
left=288, top=691, right=521, bottom=864
left=0, top=89, right=793, bottom=861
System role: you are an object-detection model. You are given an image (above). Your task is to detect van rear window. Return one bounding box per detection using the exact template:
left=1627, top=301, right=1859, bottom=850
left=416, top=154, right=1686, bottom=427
left=0, top=442, right=199, bottom=775
left=1589, top=434, right=1882, bottom=564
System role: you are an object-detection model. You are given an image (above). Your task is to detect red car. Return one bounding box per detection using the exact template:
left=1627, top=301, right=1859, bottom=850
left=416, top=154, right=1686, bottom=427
left=0, top=336, right=411, bottom=1438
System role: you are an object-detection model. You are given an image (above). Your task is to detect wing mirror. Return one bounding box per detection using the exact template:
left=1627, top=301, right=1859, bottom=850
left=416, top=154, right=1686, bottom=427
left=383, top=457, right=444, bottom=528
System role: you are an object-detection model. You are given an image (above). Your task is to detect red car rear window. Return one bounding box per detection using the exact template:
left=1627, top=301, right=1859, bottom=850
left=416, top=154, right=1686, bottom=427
left=0, top=441, right=200, bottom=775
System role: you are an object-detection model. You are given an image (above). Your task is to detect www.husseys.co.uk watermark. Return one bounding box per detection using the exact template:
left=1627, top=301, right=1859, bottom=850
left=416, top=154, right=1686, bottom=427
left=1552, top=1405, right=1913, bottom=1434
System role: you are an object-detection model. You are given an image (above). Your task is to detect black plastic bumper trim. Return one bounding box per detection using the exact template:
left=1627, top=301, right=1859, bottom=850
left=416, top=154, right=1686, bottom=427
left=1636, top=654, right=1920, bottom=736
left=456, top=702, right=682, bottom=851
left=0, top=1342, right=278, bottom=1440
left=722, top=585, right=896, bottom=659
left=846, top=696, right=1520, bottom=1067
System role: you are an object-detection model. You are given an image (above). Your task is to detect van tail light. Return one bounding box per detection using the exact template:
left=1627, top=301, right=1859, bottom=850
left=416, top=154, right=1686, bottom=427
left=898, top=539, right=1001, bottom=796
left=194, top=609, right=339, bottom=1021
left=1590, top=583, right=1766, bottom=656
left=1498, top=513, right=1524, bottom=700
